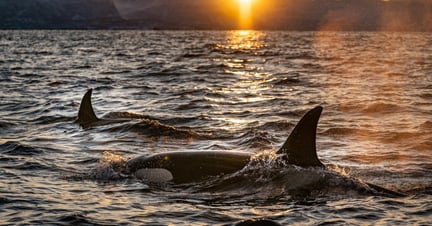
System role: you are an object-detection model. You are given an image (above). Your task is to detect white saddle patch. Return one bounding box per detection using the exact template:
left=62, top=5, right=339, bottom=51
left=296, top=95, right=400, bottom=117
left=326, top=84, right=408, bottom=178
left=135, top=168, right=174, bottom=182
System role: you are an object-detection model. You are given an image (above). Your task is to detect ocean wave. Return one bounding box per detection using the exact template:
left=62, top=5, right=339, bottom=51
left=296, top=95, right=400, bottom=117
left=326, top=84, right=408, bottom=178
left=380, top=131, right=428, bottom=144
left=196, top=63, right=228, bottom=71
left=410, top=140, right=432, bottom=152
left=0, top=197, right=40, bottom=206
left=0, top=141, right=44, bottom=156
left=42, top=213, right=114, bottom=226
left=0, top=120, right=16, bottom=129
left=29, top=115, right=74, bottom=125
left=322, top=127, right=358, bottom=136
left=234, top=129, right=275, bottom=149
left=174, top=100, right=214, bottom=111
left=255, top=120, right=295, bottom=133
left=419, top=121, right=432, bottom=130
left=3, top=161, right=53, bottom=171
left=267, top=77, right=303, bottom=87
left=181, top=52, right=208, bottom=58
left=361, top=103, right=402, bottom=114
left=161, top=116, right=211, bottom=128
left=103, top=119, right=209, bottom=140
left=419, top=93, right=432, bottom=99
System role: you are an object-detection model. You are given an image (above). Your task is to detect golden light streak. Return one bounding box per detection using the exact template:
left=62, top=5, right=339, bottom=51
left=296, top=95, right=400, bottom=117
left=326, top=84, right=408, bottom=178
left=238, top=0, right=253, bottom=29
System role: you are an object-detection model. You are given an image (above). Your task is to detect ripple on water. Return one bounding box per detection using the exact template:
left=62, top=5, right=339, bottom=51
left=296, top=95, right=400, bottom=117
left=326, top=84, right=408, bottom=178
left=36, top=213, right=121, bottom=226
left=419, top=121, right=432, bottom=130
left=1, top=30, right=432, bottom=225
left=0, top=120, right=16, bottom=129
left=101, top=119, right=208, bottom=140
left=322, top=127, right=357, bottom=136
left=0, top=197, right=40, bottom=206
left=0, top=141, right=44, bottom=156
left=28, top=115, right=74, bottom=125
left=361, top=102, right=404, bottom=114
left=235, top=129, right=275, bottom=149
left=3, top=161, right=53, bottom=171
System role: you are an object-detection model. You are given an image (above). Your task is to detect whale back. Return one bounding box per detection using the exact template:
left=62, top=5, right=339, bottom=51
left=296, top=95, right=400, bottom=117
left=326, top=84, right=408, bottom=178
left=128, top=151, right=251, bottom=183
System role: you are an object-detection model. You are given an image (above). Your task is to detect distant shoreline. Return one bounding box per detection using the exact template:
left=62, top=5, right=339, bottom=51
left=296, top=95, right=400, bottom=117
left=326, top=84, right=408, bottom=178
left=1, top=28, right=431, bottom=32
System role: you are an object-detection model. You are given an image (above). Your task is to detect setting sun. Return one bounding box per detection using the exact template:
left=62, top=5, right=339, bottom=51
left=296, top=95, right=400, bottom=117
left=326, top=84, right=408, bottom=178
left=238, top=0, right=253, bottom=29
left=239, top=0, right=252, bottom=6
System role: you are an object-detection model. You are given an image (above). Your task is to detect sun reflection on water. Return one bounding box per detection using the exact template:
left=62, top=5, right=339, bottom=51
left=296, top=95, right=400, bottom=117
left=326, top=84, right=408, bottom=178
left=222, top=30, right=265, bottom=51
left=219, top=30, right=270, bottom=97
left=210, top=30, right=274, bottom=128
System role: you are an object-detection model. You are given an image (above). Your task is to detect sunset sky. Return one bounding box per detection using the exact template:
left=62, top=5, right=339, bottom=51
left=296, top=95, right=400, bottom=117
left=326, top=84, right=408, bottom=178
left=112, top=0, right=257, bottom=28
left=111, top=0, right=432, bottom=30
left=0, top=0, right=431, bottom=30
left=238, top=0, right=253, bottom=29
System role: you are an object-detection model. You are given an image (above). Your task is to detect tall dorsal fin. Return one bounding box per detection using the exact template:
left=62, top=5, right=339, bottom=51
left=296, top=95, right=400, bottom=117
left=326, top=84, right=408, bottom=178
left=77, top=88, right=98, bottom=126
left=277, top=106, right=324, bottom=167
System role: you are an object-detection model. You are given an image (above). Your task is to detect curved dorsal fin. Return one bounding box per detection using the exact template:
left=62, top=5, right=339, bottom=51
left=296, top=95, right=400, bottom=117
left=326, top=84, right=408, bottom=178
left=77, top=88, right=98, bottom=126
left=277, top=106, right=324, bottom=167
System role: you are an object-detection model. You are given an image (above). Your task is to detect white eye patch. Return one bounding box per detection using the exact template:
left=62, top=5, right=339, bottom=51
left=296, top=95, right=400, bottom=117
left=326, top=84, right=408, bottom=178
left=135, top=168, right=173, bottom=182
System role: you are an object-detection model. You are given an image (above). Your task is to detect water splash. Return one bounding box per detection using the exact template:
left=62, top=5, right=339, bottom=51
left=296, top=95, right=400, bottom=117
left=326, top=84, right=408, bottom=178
left=90, top=151, right=128, bottom=180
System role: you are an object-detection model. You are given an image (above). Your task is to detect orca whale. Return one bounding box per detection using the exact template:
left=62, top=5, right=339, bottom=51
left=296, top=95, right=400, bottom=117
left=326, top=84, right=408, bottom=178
left=126, top=105, right=324, bottom=183
left=76, top=89, right=204, bottom=138
left=77, top=89, right=404, bottom=197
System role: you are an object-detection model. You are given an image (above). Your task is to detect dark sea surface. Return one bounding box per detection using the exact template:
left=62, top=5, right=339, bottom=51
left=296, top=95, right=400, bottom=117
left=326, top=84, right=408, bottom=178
left=0, top=30, right=431, bottom=225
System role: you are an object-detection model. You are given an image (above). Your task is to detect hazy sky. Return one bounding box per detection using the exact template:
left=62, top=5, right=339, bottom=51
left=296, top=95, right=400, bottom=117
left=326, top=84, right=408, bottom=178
left=113, top=0, right=230, bottom=19
left=110, top=0, right=432, bottom=31
left=1, top=0, right=430, bottom=30
left=113, top=0, right=163, bottom=18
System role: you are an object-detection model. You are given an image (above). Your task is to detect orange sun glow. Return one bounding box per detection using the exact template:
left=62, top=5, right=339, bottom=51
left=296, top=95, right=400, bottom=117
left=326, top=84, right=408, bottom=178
left=238, top=0, right=253, bottom=29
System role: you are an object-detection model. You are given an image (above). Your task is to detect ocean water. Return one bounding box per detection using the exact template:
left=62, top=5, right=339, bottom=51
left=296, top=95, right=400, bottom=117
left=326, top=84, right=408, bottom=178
left=0, top=30, right=431, bottom=225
